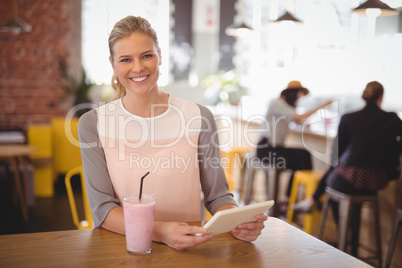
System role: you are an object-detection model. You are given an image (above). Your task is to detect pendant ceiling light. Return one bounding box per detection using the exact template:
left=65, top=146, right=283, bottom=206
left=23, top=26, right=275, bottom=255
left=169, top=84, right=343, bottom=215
left=273, top=11, right=303, bottom=24
left=352, top=0, right=398, bottom=16
left=225, top=0, right=253, bottom=37
left=1, top=0, right=32, bottom=35
left=225, top=21, right=253, bottom=37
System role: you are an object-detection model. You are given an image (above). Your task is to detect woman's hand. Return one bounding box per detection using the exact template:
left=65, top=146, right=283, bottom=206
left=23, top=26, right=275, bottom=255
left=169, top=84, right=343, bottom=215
left=321, top=100, right=333, bottom=108
left=153, top=222, right=213, bottom=250
left=230, top=213, right=268, bottom=242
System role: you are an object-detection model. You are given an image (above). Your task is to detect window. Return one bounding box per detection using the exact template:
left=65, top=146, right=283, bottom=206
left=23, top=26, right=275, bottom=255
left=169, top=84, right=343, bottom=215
left=82, top=0, right=170, bottom=86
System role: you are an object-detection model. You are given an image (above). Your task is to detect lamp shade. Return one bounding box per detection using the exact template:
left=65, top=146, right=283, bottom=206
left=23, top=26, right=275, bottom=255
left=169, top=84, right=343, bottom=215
left=274, top=11, right=303, bottom=23
left=352, top=0, right=398, bottom=16
left=225, top=22, right=253, bottom=37
left=2, top=17, right=32, bottom=35
left=1, top=0, right=32, bottom=35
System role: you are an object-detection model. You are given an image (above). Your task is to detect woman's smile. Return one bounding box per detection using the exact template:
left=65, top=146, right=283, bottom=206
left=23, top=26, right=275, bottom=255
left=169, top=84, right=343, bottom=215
left=130, top=75, right=149, bottom=83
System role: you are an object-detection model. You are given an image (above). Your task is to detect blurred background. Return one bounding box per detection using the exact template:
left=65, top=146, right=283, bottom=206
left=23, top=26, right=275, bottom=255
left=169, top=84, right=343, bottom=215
left=1, top=0, right=402, bottom=130
left=0, top=1, right=401, bottom=266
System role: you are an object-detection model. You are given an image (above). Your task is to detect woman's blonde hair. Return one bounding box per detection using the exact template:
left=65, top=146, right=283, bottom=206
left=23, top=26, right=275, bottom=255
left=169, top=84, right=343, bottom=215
left=108, top=16, right=160, bottom=100
left=362, top=81, right=384, bottom=104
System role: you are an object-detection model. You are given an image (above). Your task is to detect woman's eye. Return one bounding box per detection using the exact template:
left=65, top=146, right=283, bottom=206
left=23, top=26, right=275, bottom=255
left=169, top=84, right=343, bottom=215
left=121, top=58, right=131, bottom=62
left=143, top=54, right=153, bottom=59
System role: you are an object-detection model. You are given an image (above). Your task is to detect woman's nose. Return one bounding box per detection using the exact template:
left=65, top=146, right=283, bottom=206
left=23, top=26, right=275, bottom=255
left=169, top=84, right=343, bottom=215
left=132, top=60, right=144, bottom=72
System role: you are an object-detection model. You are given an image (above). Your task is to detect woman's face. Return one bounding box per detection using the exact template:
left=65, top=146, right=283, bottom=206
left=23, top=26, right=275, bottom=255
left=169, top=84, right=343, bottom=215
left=110, top=32, right=161, bottom=97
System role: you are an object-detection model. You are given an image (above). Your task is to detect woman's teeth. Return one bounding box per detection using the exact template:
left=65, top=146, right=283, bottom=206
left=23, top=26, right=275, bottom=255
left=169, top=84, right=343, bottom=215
left=131, top=76, right=147, bottom=82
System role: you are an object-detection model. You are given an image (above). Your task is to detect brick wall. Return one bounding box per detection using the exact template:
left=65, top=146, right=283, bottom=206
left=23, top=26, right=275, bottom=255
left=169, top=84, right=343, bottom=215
left=0, top=0, right=82, bottom=130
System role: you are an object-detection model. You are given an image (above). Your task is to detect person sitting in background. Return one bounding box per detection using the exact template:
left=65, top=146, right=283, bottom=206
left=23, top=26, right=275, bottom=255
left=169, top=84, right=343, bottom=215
left=293, top=81, right=402, bottom=214
left=257, top=81, right=332, bottom=213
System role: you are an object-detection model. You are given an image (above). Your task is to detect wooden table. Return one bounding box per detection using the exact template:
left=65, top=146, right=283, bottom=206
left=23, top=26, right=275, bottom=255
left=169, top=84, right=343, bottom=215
left=0, top=217, right=371, bottom=267
left=0, top=144, right=37, bottom=222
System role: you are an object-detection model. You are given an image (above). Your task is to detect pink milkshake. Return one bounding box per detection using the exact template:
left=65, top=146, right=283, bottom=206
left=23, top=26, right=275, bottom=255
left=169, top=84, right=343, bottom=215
left=123, top=193, right=156, bottom=255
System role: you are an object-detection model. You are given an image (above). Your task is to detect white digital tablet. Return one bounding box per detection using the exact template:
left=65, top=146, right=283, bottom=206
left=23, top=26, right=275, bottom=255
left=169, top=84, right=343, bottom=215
left=201, top=200, right=274, bottom=236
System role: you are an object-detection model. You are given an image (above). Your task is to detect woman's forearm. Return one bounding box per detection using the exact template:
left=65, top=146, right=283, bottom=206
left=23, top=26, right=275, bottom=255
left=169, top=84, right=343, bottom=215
left=101, top=206, right=126, bottom=235
left=214, top=203, right=237, bottom=214
left=294, top=100, right=332, bottom=123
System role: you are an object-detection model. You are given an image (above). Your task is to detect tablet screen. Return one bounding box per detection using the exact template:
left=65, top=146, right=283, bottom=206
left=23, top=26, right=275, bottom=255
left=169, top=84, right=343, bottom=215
left=202, top=200, right=274, bottom=235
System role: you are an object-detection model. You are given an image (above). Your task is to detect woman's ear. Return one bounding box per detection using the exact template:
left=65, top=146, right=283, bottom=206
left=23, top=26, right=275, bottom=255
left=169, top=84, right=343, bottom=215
left=109, top=56, right=116, bottom=72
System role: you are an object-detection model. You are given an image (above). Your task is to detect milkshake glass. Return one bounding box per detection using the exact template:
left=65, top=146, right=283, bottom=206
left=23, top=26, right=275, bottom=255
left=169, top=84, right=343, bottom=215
left=123, top=193, right=156, bottom=255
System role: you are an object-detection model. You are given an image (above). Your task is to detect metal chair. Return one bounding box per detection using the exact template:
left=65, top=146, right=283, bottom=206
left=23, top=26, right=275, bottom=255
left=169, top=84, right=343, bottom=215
left=385, top=208, right=402, bottom=268
left=318, top=187, right=382, bottom=267
left=242, top=152, right=282, bottom=216
left=65, top=166, right=92, bottom=229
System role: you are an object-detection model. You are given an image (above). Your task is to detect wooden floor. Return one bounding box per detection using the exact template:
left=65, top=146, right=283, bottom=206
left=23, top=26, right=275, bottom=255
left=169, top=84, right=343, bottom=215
left=0, top=174, right=78, bottom=235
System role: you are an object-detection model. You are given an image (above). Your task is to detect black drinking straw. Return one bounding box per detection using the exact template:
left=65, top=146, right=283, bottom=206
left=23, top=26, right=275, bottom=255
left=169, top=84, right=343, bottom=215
left=139, top=171, right=150, bottom=200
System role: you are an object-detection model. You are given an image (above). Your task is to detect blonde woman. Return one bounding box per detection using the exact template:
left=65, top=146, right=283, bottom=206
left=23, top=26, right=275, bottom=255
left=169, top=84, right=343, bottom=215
left=78, top=16, right=267, bottom=250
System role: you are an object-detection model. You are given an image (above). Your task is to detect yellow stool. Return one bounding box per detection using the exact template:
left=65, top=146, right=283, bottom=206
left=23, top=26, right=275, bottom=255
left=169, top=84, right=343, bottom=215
left=51, top=118, right=82, bottom=175
left=286, top=170, right=324, bottom=235
left=203, top=147, right=252, bottom=221
left=220, top=147, right=252, bottom=192
left=28, top=125, right=54, bottom=197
